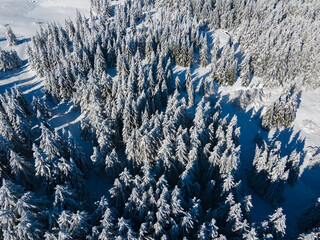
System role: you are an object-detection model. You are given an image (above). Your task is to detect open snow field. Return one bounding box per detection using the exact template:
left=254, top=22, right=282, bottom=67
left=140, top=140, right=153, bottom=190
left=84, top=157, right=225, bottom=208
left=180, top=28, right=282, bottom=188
left=0, top=0, right=320, bottom=238
left=0, top=0, right=89, bottom=39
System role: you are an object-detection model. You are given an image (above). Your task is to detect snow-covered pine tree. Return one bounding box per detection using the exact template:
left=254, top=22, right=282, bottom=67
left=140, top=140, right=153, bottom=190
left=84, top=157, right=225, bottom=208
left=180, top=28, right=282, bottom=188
left=240, top=54, right=253, bottom=87
left=105, top=148, right=122, bottom=180
left=0, top=49, right=22, bottom=72
left=6, top=26, right=18, bottom=46
left=259, top=208, right=286, bottom=239
left=199, top=34, right=208, bottom=68
left=54, top=184, right=79, bottom=211
left=9, top=150, right=35, bottom=188
left=187, top=82, right=195, bottom=107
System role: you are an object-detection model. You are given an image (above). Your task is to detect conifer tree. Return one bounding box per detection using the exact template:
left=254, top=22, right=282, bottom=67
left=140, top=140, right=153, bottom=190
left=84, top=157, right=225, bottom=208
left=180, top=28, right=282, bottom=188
left=199, top=35, right=208, bottom=67
left=187, top=82, right=195, bottom=107
left=9, top=150, right=34, bottom=187
left=6, top=26, right=18, bottom=46
left=54, top=184, right=79, bottom=211
left=105, top=149, right=122, bottom=180
left=94, top=44, right=107, bottom=79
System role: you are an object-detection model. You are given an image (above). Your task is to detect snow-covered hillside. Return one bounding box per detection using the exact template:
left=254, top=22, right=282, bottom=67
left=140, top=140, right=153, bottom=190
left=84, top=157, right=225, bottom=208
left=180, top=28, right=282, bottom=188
left=1, top=0, right=320, bottom=239
left=0, top=0, right=89, bottom=38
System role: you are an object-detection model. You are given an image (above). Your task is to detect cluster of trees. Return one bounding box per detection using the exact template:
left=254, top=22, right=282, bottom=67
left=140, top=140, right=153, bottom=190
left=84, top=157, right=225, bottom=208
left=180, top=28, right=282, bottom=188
left=189, top=0, right=320, bottom=88
left=299, top=197, right=320, bottom=238
left=297, top=196, right=320, bottom=239
left=0, top=87, right=33, bottom=155
left=85, top=91, right=290, bottom=239
left=27, top=0, right=320, bottom=88
left=211, top=42, right=238, bottom=86
left=236, top=0, right=320, bottom=88
left=0, top=49, right=22, bottom=73
left=231, top=88, right=265, bottom=110
left=0, top=88, right=45, bottom=238
left=158, top=0, right=240, bottom=86
left=27, top=0, right=201, bottom=101
left=0, top=83, right=290, bottom=239
left=249, top=141, right=301, bottom=204
left=0, top=85, right=92, bottom=239
left=0, top=179, right=43, bottom=239
left=0, top=26, right=21, bottom=78
left=262, top=87, right=299, bottom=130
left=0, top=0, right=312, bottom=238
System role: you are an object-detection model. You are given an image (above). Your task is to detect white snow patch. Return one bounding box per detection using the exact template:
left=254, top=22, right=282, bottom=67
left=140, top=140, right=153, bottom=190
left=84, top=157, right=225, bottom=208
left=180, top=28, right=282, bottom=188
left=0, top=0, right=89, bottom=39
left=38, top=0, right=90, bottom=9
left=302, top=119, right=319, bottom=133
left=293, top=89, right=320, bottom=150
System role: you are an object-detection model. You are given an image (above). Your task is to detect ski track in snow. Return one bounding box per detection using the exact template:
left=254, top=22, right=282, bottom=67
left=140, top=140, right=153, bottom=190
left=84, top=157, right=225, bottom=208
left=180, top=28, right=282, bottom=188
left=0, top=0, right=320, bottom=238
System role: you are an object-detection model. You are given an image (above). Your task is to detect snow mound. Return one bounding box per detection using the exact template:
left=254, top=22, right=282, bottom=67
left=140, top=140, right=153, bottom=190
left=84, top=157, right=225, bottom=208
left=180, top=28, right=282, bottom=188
left=302, top=120, right=319, bottom=133
left=38, top=0, right=90, bottom=9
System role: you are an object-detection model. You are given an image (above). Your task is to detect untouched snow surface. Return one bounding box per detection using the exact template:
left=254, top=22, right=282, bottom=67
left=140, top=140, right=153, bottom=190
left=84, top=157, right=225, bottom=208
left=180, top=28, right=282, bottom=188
left=0, top=1, right=320, bottom=239
left=0, top=0, right=89, bottom=38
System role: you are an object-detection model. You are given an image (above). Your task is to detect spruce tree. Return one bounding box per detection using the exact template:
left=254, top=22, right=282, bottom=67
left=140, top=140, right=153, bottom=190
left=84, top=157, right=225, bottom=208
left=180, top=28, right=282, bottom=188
left=6, top=26, right=18, bottom=46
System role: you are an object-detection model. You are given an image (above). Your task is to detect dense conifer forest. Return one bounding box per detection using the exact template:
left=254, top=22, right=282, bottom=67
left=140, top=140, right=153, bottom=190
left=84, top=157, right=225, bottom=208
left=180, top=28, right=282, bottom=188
left=1, top=0, right=320, bottom=239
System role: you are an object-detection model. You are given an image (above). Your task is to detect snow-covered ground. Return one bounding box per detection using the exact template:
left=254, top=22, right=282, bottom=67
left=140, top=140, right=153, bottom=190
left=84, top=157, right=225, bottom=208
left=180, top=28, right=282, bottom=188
left=1, top=0, right=320, bottom=238
left=0, top=0, right=89, bottom=39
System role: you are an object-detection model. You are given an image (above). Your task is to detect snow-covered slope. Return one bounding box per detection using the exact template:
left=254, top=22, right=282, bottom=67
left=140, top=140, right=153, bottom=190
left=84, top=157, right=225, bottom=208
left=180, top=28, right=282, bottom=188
left=0, top=0, right=89, bottom=39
